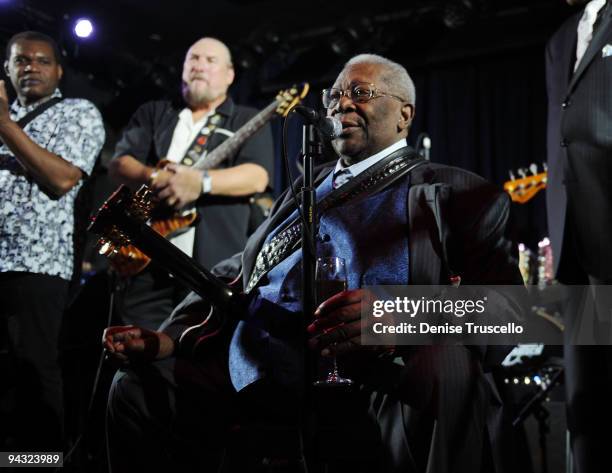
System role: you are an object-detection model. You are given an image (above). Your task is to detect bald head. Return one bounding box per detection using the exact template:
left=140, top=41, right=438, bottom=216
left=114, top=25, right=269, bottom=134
left=181, top=37, right=234, bottom=108
left=187, top=37, right=233, bottom=66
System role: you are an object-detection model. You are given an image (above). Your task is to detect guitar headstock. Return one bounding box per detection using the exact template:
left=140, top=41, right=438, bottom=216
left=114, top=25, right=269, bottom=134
left=275, top=83, right=310, bottom=117
left=88, top=185, right=154, bottom=259
left=503, top=163, right=548, bottom=204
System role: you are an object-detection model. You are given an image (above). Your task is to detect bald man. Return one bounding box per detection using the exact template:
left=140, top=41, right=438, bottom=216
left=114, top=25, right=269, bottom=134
left=108, top=37, right=274, bottom=330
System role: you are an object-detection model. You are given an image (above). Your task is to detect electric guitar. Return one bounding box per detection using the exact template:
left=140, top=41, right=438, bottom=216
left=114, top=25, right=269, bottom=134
left=503, top=163, right=547, bottom=204
left=89, top=185, right=244, bottom=355
left=109, top=83, right=310, bottom=277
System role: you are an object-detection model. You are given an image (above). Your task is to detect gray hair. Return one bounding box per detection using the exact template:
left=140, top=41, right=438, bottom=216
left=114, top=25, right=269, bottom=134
left=343, top=54, right=416, bottom=106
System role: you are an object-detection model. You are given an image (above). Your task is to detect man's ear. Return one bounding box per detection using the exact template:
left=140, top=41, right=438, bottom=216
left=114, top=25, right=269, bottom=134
left=57, top=64, right=64, bottom=81
left=226, top=65, right=235, bottom=88
left=3, top=61, right=10, bottom=77
left=398, top=103, right=415, bottom=132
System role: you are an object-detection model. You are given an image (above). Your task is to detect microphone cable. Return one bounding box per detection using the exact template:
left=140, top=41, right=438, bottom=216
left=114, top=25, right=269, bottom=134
left=57, top=274, right=116, bottom=471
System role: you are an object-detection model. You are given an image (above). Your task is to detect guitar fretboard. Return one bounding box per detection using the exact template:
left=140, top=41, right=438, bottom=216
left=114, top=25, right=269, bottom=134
left=193, top=100, right=279, bottom=171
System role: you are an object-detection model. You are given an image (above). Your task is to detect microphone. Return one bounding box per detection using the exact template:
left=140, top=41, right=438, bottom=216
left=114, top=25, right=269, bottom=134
left=293, top=105, right=342, bottom=139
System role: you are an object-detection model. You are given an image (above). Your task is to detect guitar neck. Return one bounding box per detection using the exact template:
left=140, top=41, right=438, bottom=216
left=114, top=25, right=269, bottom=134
left=133, top=224, right=237, bottom=308
left=88, top=187, right=239, bottom=310
left=193, top=100, right=279, bottom=171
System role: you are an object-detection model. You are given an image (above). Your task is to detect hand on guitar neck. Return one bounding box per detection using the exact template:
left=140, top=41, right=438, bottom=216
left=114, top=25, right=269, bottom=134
left=103, top=325, right=175, bottom=364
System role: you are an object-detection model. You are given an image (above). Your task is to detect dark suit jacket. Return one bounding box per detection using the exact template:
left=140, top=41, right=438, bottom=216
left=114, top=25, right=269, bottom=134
left=163, top=157, right=523, bottom=368
left=159, top=155, right=523, bottom=473
left=546, top=4, right=612, bottom=281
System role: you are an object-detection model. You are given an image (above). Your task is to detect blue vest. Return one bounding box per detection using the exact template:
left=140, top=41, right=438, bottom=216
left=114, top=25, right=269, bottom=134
left=228, top=170, right=411, bottom=391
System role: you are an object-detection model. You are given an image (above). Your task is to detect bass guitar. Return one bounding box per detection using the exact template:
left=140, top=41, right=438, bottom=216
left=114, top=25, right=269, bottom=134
left=503, top=163, right=547, bottom=204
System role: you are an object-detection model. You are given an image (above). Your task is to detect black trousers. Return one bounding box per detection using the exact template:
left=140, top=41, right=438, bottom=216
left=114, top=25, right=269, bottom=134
left=107, top=345, right=494, bottom=473
left=562, top=277, right=612, bottom=473
left=0, top=272, right=68, bottom=452
left=557, top=217, right=612, bottom=473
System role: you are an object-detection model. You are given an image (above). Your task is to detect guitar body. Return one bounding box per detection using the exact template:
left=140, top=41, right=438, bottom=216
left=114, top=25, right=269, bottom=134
left=177, top=305, right=238, bottom=357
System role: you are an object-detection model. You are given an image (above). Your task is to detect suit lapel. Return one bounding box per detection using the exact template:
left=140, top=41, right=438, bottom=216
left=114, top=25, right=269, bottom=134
left=568, top=4, right=612, bottom=93
left=560, top=13, right=582, bottom=86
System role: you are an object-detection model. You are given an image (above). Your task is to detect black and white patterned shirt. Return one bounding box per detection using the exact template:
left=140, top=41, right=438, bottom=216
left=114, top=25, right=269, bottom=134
left=0, top=89, right=105, bottom=280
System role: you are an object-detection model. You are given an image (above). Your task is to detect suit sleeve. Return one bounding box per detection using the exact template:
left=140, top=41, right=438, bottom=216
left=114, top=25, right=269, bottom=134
left=445, top=180, right=525, bottom=368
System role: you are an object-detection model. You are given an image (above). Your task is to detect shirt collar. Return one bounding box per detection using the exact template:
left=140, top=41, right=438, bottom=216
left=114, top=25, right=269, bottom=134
left=11, top=88, right=62, bottom=115
left=177, top=107, right=215, bottom=127
left=334, top=138, right=408, bottom=177
left=178, top=95, right=234, bottom=127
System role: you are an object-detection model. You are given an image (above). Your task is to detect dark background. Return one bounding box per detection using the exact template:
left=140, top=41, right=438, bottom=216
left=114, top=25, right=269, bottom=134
left=1, top=0, right=580, bottom=249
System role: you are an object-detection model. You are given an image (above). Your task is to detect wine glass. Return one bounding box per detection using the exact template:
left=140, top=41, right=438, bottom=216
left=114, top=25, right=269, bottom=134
left=313, top=256, right=353, bottom=386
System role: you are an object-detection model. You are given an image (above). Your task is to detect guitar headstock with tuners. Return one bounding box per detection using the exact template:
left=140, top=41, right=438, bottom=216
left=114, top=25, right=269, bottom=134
left=503, top=163, right=548, bottom=204
left=88, top=185, right=238, bottom=310
left=275, top=83, right=310, bottom=117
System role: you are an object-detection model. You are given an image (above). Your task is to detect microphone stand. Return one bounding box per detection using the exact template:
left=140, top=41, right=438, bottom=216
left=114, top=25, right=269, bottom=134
left=300, top=123, right=322, bottom=471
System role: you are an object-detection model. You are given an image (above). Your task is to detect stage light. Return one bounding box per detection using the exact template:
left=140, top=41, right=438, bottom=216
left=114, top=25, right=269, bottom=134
left=74, top=18, right=94, bottom=39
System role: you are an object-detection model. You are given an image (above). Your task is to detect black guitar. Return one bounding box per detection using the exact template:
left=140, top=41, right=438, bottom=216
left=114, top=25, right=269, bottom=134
left=88, top=185, right=246, bottom=354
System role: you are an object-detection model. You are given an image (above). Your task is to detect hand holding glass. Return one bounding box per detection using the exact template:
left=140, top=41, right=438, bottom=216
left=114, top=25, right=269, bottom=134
left=313, top=256, right=353, bottom=386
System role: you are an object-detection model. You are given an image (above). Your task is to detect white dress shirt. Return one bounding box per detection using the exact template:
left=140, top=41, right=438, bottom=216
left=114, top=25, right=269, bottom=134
left=333, top=138, right=408, bottom=188
left=165, top=108, right=214, bottom=257
left=575, top=0, right=607, bottom=70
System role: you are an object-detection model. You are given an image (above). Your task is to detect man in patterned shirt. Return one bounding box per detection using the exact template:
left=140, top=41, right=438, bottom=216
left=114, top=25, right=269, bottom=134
left=0, top=31, right=105, bottom=452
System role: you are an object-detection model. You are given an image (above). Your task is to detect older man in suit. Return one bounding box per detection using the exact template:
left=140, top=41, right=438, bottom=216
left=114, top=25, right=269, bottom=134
left=103, top=54, right=522, bottom=473
left=546, top=1, right=612, bottom=472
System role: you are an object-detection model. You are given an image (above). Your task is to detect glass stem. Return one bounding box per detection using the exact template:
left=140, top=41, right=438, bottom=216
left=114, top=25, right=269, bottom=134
left=330, top=355, right=339, bottom=380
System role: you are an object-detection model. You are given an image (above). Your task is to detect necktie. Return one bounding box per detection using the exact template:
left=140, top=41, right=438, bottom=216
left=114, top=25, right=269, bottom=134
left=333, top=168, right=353, bottom=189
left=575, top=0, right=607, bottom=71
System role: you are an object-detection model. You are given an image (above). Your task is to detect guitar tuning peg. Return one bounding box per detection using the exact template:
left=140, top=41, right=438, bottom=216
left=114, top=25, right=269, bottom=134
left=529, top=163, right=538, bottom=175
left=509, top=170, right=516, bottom=180
left=518, top=168, right=527, bottom=178
left=543, top=162, right=548, bottom=171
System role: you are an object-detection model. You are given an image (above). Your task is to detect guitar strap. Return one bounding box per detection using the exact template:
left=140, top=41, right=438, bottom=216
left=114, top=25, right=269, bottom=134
left=179, top=112, right=226, bottom=166
left=16, top=97, right=62, bottom=128
left=245, top=147, right=426, bottom=293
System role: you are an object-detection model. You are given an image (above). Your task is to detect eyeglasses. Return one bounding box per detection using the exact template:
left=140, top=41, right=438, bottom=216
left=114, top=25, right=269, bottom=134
left=321, top=82, right=407, bottom=109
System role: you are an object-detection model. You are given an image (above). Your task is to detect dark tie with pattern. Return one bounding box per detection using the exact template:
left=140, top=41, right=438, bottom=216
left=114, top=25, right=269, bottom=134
left=332, top=168, right=353, bottom=189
